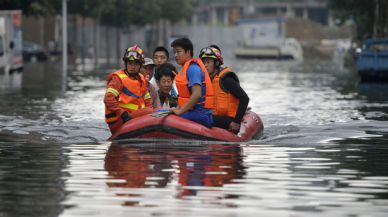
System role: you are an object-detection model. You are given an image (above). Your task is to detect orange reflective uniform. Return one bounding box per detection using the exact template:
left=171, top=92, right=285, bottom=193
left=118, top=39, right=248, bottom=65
left=211, top=67, right=240, bottom=119
left=175, top=58, right=213, bottom=110
left=105, top=69, right=150, bottom=124
left=104, top=143, right=239, bottom=198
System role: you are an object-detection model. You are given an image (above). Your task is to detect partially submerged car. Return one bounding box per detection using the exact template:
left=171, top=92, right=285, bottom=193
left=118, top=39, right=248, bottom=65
left=22, top=41, right=49, bottom=63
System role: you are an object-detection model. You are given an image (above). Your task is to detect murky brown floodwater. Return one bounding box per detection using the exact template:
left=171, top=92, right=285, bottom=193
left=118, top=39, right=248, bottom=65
left=1, top=59, right=388, bottom=217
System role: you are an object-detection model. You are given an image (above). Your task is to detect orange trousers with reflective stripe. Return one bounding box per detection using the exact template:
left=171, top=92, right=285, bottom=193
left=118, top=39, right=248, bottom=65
left=109, top=107, right=154, bottom=134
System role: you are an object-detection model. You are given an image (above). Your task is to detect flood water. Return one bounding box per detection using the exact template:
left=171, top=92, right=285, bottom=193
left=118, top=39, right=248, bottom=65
left=1, top=59, right=388, bottom=217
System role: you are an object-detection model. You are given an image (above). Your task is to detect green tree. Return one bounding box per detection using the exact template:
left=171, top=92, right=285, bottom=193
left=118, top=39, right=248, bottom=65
left=0, top=0, right=60, bottom=16
left=1, top=0, right=198, bottom=63
left=99, top=0, right=163, bottom=27
left=66, top=0, right=116, bottom=64
left=328, top=0, right=388, bottom=39
left=328, top=0, right=375, bottom=39
left=160, top=0, right=196, bottom=22
left=98, top=0, right=165, bottom=64
left=98, top=0, right=198, bottom=61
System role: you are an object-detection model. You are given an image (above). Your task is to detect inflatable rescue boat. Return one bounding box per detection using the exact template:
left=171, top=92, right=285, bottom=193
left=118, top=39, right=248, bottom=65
left=108, top=110, right=263, bottom=142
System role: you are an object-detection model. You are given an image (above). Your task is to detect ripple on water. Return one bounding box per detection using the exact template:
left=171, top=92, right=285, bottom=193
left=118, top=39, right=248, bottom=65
left=1, top=61, right=388, bottom=217
left=12, top=130, right=29, bottom=135
left=51, top=142, right=388, bottom=217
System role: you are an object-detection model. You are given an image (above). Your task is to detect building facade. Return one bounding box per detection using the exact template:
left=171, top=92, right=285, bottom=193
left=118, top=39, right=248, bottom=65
left=192, top=0, right=332, bottom=26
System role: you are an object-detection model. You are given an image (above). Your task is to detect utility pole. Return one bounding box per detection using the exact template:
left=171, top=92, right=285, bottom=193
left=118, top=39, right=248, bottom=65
left=62, top=0, right=67, bottom=93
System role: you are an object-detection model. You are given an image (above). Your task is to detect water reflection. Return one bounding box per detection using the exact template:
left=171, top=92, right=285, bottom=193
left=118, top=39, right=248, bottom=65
left=59, top=141, right=388, bottom=217
left=0, top=72, right=22, bottom=92
left=22, top=62, right=64, bottom=97
left=104, top=142, right=243, bottom=201
left=0, top=142, right=66, bottom=217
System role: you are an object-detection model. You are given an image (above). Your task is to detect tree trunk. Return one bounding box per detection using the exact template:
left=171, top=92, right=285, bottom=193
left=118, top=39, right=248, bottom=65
left=374, top=0, right=378, bottom=38
left=166, top=19, right=171, bottom=48
left=40, top=16, right=44, bottom=47
left=150, top=22, right=157, bottom=53
left=158, top=19, right=163, bottom=46
left=93, top=19, right=98, bottom=66
left=81, top=17, right=85, bottom=64
left=105, top=25, right=110, bottom=66
left=72, top=14, right=78, bottom=64
left=116, top=27, right=121, bottom=66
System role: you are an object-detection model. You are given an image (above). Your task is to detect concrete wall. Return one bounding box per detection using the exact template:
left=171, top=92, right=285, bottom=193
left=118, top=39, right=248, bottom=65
left=22, top=15, right=59, bottom=48
left=68, top=25, right=242, bottom=61
left=170, top=26, right=241, bottom=60
left=68, top=25, right=148, bottom=61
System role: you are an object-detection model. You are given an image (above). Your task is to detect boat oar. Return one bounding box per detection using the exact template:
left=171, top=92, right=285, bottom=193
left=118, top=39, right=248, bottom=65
left=148, top=110, right=174, bottom=117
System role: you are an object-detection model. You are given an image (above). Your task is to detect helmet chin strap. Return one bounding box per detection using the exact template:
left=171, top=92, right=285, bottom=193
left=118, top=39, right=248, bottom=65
left=213, top=59, right=220, bottom=72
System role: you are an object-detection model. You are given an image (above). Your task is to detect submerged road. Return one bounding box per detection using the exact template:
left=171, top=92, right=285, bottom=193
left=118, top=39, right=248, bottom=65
left=0, top=59, right=388, bottom=216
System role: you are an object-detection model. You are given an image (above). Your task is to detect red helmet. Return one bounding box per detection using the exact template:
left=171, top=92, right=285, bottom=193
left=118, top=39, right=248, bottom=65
left=199, top=46, right=223, bottom=65
left=123, top=45, right=145, bottom=64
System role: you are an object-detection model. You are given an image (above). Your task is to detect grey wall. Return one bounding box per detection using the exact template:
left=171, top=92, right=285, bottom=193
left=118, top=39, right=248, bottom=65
left=170, top=26, right=241, bottom=60
left=70, top=25, right=242, bottom=62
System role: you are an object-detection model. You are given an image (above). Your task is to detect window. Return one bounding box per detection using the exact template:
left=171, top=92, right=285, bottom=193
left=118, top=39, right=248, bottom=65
left=370, top=43, right=388, bottom=52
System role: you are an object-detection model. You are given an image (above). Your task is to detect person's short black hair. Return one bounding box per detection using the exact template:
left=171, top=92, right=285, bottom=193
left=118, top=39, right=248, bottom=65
left=171, top=37, right=193, bottom=57
left=209, top=44, right=221, bottom=52
left=153, top=46, right=169, bottom=59
left=154, top=63, right=176, bottom=81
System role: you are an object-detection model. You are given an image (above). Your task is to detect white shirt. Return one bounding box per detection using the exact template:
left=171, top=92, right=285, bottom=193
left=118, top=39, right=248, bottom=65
left=150, top=77, right=158, bottom=90
left=162, top=101, right=170, bottom=109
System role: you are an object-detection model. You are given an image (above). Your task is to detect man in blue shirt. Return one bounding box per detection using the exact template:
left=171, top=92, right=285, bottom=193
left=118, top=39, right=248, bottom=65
left=169, top=38, right=213, bottom=128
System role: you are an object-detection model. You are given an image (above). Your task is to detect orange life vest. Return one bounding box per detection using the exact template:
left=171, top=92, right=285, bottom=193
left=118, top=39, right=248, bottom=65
left=175, top=58, right=213, bottom=110
left=212, top=67, right=240, bottom=119
left=105, top=69, right=148, bottom=124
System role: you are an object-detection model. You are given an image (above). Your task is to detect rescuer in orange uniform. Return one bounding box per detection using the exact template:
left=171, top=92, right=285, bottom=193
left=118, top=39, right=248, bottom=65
left=199, top=45, right=249, bottom=134
left=169, top=38, right=214, bottom=128
left=104, top=46, right=153, bottom=134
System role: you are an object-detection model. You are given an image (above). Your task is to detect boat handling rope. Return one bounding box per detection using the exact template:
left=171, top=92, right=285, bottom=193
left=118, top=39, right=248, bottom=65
left=148, top=110, right=174, bottom=117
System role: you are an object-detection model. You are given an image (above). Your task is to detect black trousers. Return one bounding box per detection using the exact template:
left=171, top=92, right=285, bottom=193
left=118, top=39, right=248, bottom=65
left=212, top=115, right=234, bottom=130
